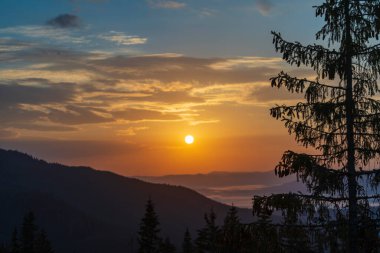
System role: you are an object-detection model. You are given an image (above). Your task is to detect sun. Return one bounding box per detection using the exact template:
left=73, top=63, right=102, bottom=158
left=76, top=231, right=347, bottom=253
left=185, top=135, right=194, bottom=144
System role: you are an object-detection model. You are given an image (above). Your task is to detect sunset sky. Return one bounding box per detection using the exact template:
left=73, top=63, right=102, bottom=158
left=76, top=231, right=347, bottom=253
left=0, top=0, right=322, bottom=176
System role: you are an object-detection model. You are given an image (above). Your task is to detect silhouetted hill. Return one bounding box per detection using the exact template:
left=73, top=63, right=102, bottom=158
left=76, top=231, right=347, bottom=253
left=0, top=149, right=253, bottom=253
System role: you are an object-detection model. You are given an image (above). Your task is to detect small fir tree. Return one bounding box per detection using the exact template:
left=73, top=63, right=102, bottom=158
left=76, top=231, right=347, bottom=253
left=221, top=205, right=241, bottom=253
left=34, top=230, right=53, bottom=253
left=246, top=204, right=281, bottom=253
left=20, top=212, right=37, bottom=253
left=138, top=199, right=162, bottom=253
left=159, top=237, right=176, bottom=253
left=195, top=209, right=221, bottom=253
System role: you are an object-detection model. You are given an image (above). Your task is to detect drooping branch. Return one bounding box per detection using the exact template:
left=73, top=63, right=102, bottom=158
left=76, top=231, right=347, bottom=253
left=270, top=71, right=345, bottom=104
left=275, top=151, right=346, bottom=195
left=272, top=32, right=344, bottom=79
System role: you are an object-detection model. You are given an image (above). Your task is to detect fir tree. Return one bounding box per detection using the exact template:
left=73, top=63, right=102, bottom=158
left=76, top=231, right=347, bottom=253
left=182, top=228, right=193, bottom=253
left=138, top=199, right=161, bottom=253
left=195, top=209, right=221, bottom=253
left=244, top=204, right=281, bottom=253
left=34, top=230, right=53, bottom=253
left=252, top=0, right=380, bottom=252
left=20, top=212, right=37, bottom=253
left=221, top=205, right=241, bottom=253
left=159, top=237, right=176, bottom=253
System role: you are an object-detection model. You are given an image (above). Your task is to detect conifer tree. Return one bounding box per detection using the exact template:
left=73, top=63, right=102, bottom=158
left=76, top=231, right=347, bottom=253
left=182, top=228, right=193, bottom=253
left=195, top=209, right=221, bottom=253
left=252, top=0, right=380, bottom=252
left=138, top=199, right=162, bottom=253
left=245, top=207, right=281, bottom=253
left=221, top=205, right=241, bottom=253
left=159, top=237, right=176, bottom=253
left=20, top=212, right=37, bottom=253
left=34, top=230, right=53, bottom=253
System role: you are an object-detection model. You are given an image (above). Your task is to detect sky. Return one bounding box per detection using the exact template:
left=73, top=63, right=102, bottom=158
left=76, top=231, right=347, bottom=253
left=0, top=0, right=323, bottom=176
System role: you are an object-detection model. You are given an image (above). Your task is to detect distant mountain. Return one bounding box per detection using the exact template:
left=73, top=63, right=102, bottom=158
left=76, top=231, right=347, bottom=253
left=138, top=171, right=306, bottom=208
left=138, top=170, right=297, bottom=188
left=0, top=149, right=253, bottom=253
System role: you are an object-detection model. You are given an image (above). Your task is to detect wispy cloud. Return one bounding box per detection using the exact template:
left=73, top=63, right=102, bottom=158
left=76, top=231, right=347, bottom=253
left=209, top=57, right=283, bottom=70
left=0, top=25, right=88, bottom=44
left=197, top=8, right=218, bottom=18
left=255, top=0, right=273, bottom=16
left=0, top=129, right=19, bottom=139
left=0, top=39, right=312, bottom=137
left=147, top=0, right=186, bottom=9
left=117, top=126, right=149, bottom=136
left=99, top=31, right=147, bottom=46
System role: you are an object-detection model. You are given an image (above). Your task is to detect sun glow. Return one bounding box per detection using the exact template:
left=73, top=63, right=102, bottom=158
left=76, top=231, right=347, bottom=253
left=185, top=135, right=194, bottom=144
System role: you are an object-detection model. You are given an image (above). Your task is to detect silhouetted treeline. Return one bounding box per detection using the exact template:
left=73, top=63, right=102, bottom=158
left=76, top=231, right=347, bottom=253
left=137, top=199, right=283, bottom=253
left=0, top=212, right=53, bottom=253
left=137, top=199, right=380, bottom=253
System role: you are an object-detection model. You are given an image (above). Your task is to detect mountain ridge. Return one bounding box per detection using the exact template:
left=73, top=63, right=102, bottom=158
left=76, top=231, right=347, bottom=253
left=0, top=148, right=253, bottom=253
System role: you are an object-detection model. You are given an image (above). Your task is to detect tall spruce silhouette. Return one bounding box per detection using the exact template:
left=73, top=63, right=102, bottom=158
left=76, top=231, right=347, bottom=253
left=138, top=199, right=161, bottom=253
left=252, top=0, right=380, bottom=252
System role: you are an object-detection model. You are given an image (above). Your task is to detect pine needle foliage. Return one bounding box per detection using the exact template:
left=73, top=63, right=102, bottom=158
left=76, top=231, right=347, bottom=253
left=253, top=1, right=380, bottom=252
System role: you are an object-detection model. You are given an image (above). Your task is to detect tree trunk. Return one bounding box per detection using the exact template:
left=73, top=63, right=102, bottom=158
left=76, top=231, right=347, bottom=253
left=344, top=1, right=358, bottom=252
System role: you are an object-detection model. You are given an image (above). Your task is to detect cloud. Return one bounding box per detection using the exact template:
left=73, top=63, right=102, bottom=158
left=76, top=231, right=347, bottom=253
left=112, top=108, right=180, bottom=121
left=197, top=8, right=218, bottom=18
left=209, top=57, right=283, bottom=70
left=9, top=124, right=77, bottom=132
left=147, top=0, right=186, bottom=9
left=0, top=140, right=143, bottom=160
left=128, top=89, right=204, bottom=104
left=0, top=25, right=88, bottom=44
left=250, top=85, right=303, bottom=102
left=0, top=129, right=19, bottom=139
left=88, top=55, right=278, bottom=84
left=47, top=14, right=81, bottom=28
left=47, top=105, right=113, bottom=125
left=0, top=38, right=32, bottom=53
left=0, top=80, right=75, bottom=107
left=117, top=126, right=149, bottom=136
left=99, top=31, right=147, bottom=46
left=0, top=41, right=310, bottom=136
left=255, top=0, right=273, bottom=16
left=0, top=106, right=45, bottom=127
